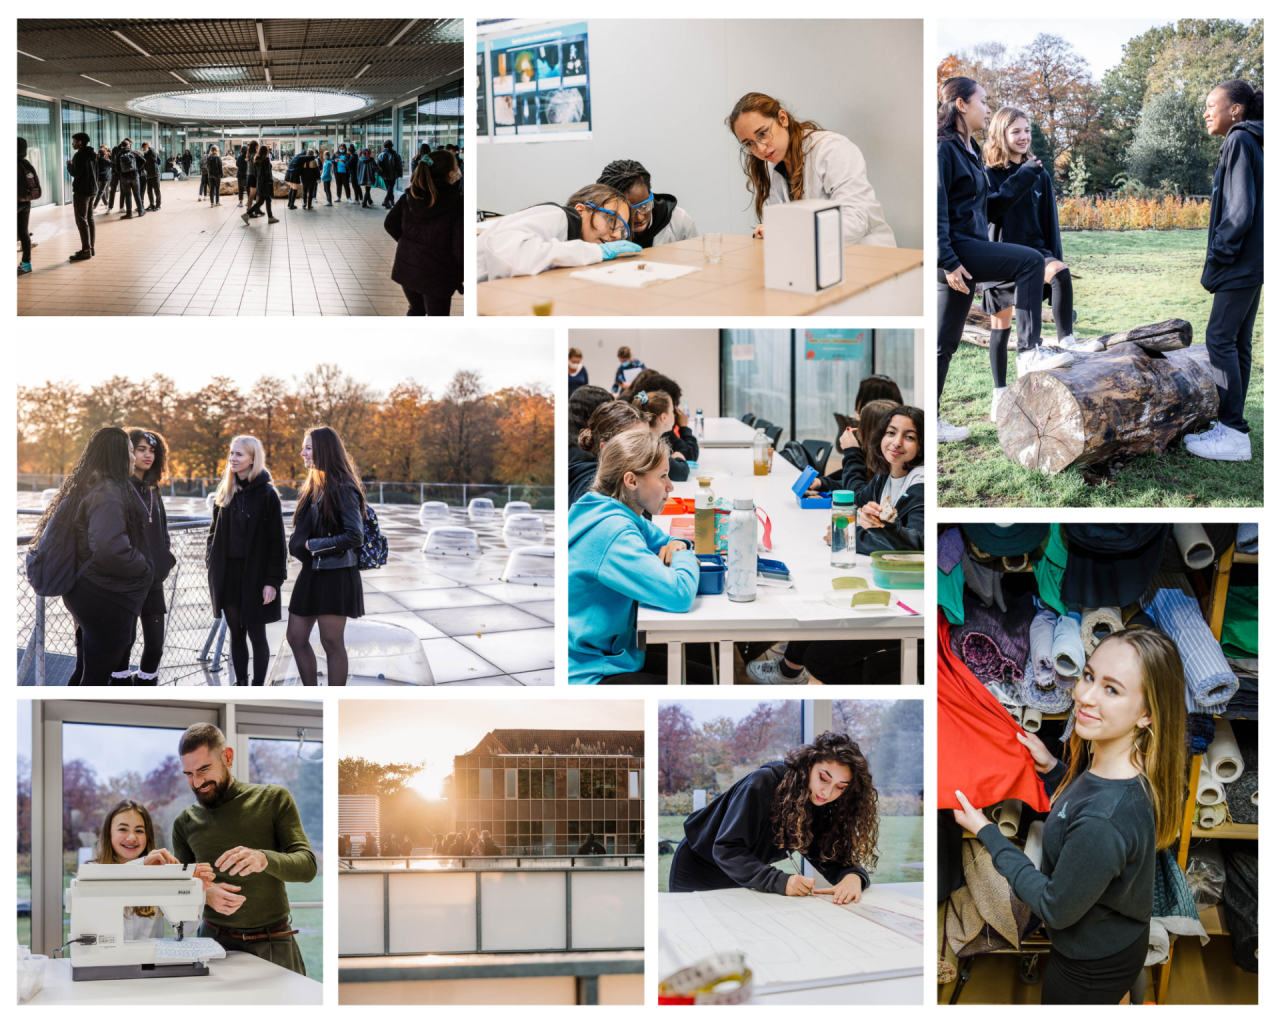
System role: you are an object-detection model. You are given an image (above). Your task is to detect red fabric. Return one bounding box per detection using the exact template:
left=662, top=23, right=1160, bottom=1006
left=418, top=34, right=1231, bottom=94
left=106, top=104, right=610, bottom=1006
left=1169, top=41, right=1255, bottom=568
left=937, top=612, right=1050, bottom=812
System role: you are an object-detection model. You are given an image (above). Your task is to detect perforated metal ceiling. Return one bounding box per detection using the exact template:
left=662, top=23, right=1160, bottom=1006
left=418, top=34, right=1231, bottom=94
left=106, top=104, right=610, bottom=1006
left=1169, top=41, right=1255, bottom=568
left=17, top=19, right=464, bottom=123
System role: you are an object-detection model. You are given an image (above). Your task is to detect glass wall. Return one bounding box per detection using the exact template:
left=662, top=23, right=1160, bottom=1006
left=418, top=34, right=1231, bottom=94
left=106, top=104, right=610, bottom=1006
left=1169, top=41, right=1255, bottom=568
left=17, top=94, right=59, bottom=207
left=720, top=328, right=793, bottom=441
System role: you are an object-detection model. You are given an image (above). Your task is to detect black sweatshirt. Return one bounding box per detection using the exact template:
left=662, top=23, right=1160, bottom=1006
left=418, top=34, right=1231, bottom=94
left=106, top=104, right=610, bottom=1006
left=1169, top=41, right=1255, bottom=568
left=568, top=443, right=597, bottom=506
left=937, top=134, right=1040, bottom=271
left=984, top=161, right=1062, bottom=261
left=128, top=478, right=174, bottom=590
left=632, top=193, right=680, bottom=248
left=978, top=759, right=1154, bottom=960
left=1202, top=120, right=1263, bottom=293
left=841, top=447, right=925, bottom=553
left=681, top=761, right=871, bottom=895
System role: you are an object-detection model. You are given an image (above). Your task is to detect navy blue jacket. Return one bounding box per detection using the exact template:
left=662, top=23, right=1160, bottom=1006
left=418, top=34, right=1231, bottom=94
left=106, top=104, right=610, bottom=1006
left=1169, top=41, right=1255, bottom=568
left=1202, top=120, right=1263, bottom=293
left=568, top=444, right=597, bottom=506
left=937, top=134, right=1039, bottom=271
left=985, top=161, right=1062, bottom=261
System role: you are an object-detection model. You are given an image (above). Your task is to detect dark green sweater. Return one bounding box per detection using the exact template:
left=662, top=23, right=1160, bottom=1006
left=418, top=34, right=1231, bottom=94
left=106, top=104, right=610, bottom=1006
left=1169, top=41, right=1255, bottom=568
left=172, top=777, right=316, bottom=930
left=978, top=760, right=1154, bottom=959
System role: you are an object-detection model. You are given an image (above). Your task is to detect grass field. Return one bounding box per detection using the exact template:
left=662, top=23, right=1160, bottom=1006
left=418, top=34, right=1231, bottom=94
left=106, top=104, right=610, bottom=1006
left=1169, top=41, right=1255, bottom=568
left=656, top=814, right=923, bottom=893
left=939, top=229, right=1264, bottom=508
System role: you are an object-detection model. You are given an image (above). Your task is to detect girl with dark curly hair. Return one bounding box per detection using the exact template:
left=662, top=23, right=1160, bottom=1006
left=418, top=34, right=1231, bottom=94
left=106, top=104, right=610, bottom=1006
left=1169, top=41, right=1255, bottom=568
left=669, top=731, right=878, bottom=903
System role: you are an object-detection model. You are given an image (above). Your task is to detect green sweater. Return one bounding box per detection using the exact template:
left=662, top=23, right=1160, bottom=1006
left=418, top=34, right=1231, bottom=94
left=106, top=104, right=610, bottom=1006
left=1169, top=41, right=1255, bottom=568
left=172, top=777, right=316, bottom=930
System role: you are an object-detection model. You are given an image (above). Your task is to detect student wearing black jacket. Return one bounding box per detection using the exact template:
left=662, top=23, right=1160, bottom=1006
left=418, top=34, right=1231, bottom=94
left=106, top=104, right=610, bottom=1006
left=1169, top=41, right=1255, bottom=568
left=204, top=146, right=223, bottom=206
left=620, top=369, right=700, bottom=466
left=379, top=140, right=403, bottom=208
left=936, top=78, right=1065, bottom=444
left=243, top=146, right=278, bottom=224
left=67, top=132, right=97, bottom=261
left=93, top=146, right=113, bottom=210
left=235, top=146, right=249, bottom=206
left=141, top=142, right=161, bottom=210
left=670, top=732, right=876, bottom=903
left=383, top=152, right=464, bottom=315
left=596, top=158, right=697, bottom=248
left=569, top=399, right=645, bottom=506
left=18, top=138, right=37, bottom=276
left=356, top=149, right=378, bottom=208
left=299, top=150, right=321, bottom=210
left=1184, top=80, right=1264, bottom=463
left=286, top=426, right=366, bottom=686
left=114, top=139, right=145, bottom=218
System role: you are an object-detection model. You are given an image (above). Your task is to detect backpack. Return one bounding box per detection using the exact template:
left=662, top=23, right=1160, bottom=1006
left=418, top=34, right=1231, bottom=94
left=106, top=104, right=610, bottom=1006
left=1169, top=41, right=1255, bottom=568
left=118, top=149, right=137, bottom=175
left=25, top=504, right=82, bottom=597
left=19, top=159, right=41, bottom=201
left=357, top=504, right=388, bottom=570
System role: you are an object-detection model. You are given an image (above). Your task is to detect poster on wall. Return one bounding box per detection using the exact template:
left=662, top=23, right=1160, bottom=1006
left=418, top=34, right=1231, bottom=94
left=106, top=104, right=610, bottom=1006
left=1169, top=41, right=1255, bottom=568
left=486, top=21, right=590, bottom=142
left=475, top=44, right=489, bottom=140
left=802, top=329, right=870, bottom=361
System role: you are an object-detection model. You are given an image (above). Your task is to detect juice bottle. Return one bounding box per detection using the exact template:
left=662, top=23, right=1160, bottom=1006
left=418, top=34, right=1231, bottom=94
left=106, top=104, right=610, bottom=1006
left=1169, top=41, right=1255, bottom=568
left=694, top=476, right=716, bottom=554
left=752, top=429, right=770, bottom=476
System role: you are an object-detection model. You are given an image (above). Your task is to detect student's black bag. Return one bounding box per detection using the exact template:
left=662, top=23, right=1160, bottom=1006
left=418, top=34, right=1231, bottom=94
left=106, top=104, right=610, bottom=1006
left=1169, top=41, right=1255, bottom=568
left=25, top=505, right=83, bottom=597
left=118, top=149, right=138, bottom=175
left=19, top=158, right=42, bottom=201
left=357, top=504, right=389, bottom=570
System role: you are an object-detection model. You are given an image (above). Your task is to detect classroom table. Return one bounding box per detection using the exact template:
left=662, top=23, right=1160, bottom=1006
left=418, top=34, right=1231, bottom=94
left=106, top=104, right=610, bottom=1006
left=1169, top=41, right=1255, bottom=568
left=697, top=417, right=760, bottom=448
left=639, top=448, right=923, bottom=684
left=476, top=232, right=923, bottom=316
left=26, top=950, right=323, bottom=1004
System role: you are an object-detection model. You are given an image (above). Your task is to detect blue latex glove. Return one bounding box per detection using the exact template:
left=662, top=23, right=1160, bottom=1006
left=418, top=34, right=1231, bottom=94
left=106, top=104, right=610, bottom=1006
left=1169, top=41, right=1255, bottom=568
left=600, top=240, right=642, bottom=261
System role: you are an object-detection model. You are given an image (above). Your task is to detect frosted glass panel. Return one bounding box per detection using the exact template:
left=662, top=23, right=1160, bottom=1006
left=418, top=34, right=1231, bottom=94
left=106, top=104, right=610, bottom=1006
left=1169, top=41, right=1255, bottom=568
left=339, top=873, right=385, bottom=955
left=389, top=873, right=477, bottom=953
left=480, top=871, right=566, bottom=951
left=571, top=871, right=644, bottom=949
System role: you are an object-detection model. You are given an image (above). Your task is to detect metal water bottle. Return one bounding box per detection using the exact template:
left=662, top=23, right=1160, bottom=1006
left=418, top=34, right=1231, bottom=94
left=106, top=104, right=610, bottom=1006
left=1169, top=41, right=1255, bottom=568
left=726, top=497, right=758, bottom=603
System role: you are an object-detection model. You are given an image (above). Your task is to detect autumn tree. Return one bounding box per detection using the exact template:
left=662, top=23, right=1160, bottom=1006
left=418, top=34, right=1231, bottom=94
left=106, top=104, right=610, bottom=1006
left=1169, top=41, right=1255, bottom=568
left=368, top=380, right=432, bottom=482
left=338, top=756, right=426, bottom=796
left=1007, top=34, right=1097, bottom=173
left=170, top=377, right=246, bottom=477
left=293, top=363, right=377, bottom=446
left=244, top=375, right=290, bottom=467
left=17, top=379, right=84, bottom=474
left=493, top=386, right=554, bottom=485
left=424, top=370, right=499, bottom=483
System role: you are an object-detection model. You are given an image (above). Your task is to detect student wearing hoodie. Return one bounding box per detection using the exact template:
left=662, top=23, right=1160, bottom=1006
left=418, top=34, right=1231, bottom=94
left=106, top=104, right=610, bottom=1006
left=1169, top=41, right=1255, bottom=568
left=477, top=183, right=641, bottom=280
left=1184, top=79, right=1264, bottom=463
left=567, top=385, right=614, bottom=501
left=568, top=430, right=702, bottom=684
left=67, top=132, right=97, bottom=261
left=320, top=151, right=334, bottom=206
left=570, top=399, right=647, bottom=506
left=235, top=145, right=249, bottom=206
left=670, top=731, right=875, bottom=902
left=243, top=145, right=278, bottom=225
left=596, top=159, right=698, bottom=248
left=383, top=151, right=464, bottom=315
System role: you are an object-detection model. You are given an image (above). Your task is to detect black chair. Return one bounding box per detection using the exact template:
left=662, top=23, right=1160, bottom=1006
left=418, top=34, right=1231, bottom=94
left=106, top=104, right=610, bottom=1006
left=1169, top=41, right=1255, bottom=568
left=764, top=424, right=784, bottom=449
left=779, top=441, right=808, bottom=471
left=739, top=412, right=756, bottom=426
left=753, top=418, right=774, bottom=433
left=801, top=439, right=833, bottom=472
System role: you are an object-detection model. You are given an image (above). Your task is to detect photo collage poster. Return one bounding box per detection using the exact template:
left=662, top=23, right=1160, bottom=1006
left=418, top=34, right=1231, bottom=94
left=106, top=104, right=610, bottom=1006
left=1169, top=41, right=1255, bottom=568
left=485, top=21, right=591, bottom=141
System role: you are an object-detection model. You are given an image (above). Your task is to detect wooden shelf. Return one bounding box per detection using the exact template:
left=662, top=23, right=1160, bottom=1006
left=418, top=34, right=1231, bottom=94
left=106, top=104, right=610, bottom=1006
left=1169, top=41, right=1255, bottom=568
left=1198, top=904, right=1229, bottom=937
left=1233, top=552, right=1257, bottom=564
left=1191, top=822, right=1258, bottom=840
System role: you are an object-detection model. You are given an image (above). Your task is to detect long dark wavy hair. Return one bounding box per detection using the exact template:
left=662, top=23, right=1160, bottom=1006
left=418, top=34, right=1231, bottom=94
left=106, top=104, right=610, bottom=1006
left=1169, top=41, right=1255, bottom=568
left=771, top=731, right=879, bottom=870
left=127, top=427, right=169, bottom=487
left=31, top=427, right=146, bottom=551
left=295, top=425, right=365, bottom=528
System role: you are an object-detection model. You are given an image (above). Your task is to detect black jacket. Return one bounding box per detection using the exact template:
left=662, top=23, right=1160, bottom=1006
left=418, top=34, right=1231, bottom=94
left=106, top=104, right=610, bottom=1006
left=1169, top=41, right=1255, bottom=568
left=235, top=152, right=248, bottom=177
left=841, top=447, right=925, bottom=553
left=356, top=154, right=378, bottom=187
left=113, top=146, right=140, bottom=178
left=1202, top=120, right=1263, bottom=293
left=96, top=154, right=113, bottom=182
left=632, top=192, right=680, bottom=248
left=984, top=161, right=1061, bottom=261
left=254, top=154, right=273, bottom=190
left=72, top=481, right=154, bottom=611
left=288, top=482, right=365, bottom=570
left=384, top=189, right=465, bottom=293
left=937, top=134, right=1039, bottom=271
left=206, top=470, right=287, bottom=625
left=129, top=478, right=176, bottom=590
left=142, top=147, right=161, bottom=177
left=378, top=147, right=403, bottom=182
left=68, top=145, right=98, bottom=198
left=181, top=153, right=192, bottom=171
left=299, top=154, right=320, bottom=184
left=205, top=153, right=223, bottom=180
left=285, top=153, right=306, bottom=182
left=665, top=425, right=699, bottom=463
left=568, top=443, right=598, bottom=506
left=681, top=762, right=871, bottom=895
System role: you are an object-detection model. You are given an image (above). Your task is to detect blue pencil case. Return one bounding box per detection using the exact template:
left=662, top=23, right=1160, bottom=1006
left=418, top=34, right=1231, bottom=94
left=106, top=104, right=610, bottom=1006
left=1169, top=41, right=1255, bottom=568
left=757, top=557, right=791, bottom=581
left=790, top=466, right=832, bottom=508
left=697, top=554, right=726, bottom=594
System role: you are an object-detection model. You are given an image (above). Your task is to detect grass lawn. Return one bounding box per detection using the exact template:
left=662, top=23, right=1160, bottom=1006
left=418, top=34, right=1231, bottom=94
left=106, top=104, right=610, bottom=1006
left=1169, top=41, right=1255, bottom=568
left=657, top=815, right=922, bottom=893
left=939, top=229, right=1263, bottom=508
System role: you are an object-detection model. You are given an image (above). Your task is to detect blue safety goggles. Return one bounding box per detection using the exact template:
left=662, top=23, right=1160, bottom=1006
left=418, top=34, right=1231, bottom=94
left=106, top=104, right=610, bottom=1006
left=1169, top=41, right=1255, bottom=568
left=582, top=201, right=630, bottom=240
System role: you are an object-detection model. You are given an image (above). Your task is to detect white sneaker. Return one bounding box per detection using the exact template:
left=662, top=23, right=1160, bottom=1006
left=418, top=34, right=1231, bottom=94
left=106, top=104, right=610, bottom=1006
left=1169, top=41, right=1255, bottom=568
left=1184, top=421, right=1223, bottom=447
left=1186, top=423, right=1251, bottom=461
left=1057, top=334, right=1105, bottom=353
left=746, top=656, right=810, bottom=685
left=938, top=418, right=970, bottom=442
left=990, top=387, right=1008, bottom=423
left=1016, top=346, right=1074, bottom=376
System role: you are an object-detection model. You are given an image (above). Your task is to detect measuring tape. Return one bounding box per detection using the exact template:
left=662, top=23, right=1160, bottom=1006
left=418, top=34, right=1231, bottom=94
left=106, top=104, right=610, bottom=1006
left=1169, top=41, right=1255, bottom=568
left=658, top=951, right=754, bottom=1005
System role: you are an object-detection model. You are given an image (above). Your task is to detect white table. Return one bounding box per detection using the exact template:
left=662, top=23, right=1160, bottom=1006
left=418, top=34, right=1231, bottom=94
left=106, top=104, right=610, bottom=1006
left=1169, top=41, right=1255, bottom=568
left=696, top=417, right=761, bottom=449
left=27, top=950, right=323, bottom=1005
left=639, top=449, right=922, bottom=685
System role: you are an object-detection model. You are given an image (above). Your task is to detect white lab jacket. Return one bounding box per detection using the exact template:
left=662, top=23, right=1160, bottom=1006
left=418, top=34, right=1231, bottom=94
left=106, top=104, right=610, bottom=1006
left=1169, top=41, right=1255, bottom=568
left=649, top=206, right=699, bottom=247
left=765, top=130, right=897, bottom=248
left=477, top=205, right=605, bottom=281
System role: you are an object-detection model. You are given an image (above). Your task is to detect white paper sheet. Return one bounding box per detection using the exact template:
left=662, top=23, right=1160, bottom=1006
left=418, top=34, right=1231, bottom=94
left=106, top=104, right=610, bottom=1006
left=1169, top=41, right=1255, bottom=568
left=569, top=261, right=701, bottom=288
left=780, top=592, right=918, bottom=624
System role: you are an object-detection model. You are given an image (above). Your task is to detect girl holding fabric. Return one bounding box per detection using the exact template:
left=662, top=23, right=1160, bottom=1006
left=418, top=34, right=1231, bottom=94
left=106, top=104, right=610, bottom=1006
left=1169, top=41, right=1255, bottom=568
left=669, top=731, right=876, bottom=904
left=953, top=627, right=1186, bottom=1004
left=727, top=92, right=896, bottom=247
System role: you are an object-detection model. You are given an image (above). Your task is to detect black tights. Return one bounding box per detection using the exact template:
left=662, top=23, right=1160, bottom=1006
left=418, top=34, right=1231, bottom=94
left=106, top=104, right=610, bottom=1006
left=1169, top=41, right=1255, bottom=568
left=1049, top=267, right=1073, bottom=340
left=224, top=606, right=271, bottom=686
left=113, top=613, right=165, bottom=681
left=286, top=613, right=349, bottom=685
left=69, top=627, right=130, bottom=687
left=990, top=327, right=1010, bottom=388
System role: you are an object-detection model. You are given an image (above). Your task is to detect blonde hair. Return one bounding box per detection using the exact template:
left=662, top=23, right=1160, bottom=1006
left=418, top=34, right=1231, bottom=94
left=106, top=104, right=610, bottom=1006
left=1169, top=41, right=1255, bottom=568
left=983, top=106, right=1030, bottom=169
left=1052, top=626, right=1187, bottom=850
left=593, top=430, right=669, bottom=502
left=214, top=435, right=266, bottom=507
left=630, top=389, right=673, bottom=429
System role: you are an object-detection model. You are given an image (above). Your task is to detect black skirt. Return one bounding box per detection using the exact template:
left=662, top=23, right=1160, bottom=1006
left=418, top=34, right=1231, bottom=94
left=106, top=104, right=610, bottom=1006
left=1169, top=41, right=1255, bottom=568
left=288, top=562, right=364, bottom=618
left=140, top=587, right=167, bottom=616
left=979, top=252, right=1056, bottom=315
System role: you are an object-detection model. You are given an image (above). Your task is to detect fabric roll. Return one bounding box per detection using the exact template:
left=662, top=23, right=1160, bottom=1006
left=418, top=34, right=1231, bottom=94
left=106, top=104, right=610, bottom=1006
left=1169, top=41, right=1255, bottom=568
left=1196, top=763, right=1225, bottom=806
left=1196, top=802, right=1227, bottom=829
left=952, top=590, right=1037, bottom=683
left=1021, top=706, right=1043, bottom=733
left=1225, top=675, right=1258, bottom=718
left=1221, top=586, right=1258, bottom=659
left=996, top=798, right=1022, bottom=837
left=1162, top=523, right=1237, bottom=573
left=1206, top=719, right=1244, bottom=783
left=1225, top=770, right=1258, bottom=825
left=1052, top=610, right=1086, bottom=677
left=961, top=523, right=1049, bottom=557
left=1031, top=524, right=1068, bottom=615
left=1147, top=919, right=1172, bottom=966
left=1172, top=522, right=1214, bottom=569
left=938, top=526, right=964, bottom=574
left=1187, top=714, right=1216, bottom=755
left=1080, top=606, right=1124, bottom=655
left=1147, top=849, right=1209, bottom=966
left=1019, top=607, right=1074, bottom=714
left=1236, top=522, right=1258, bottom=554
left=1222, top=844, right=1258, bottom=973
left=960, top=549, right=1006, bottom=611
left=1144, top=587, right=1239, bottom=715
left=1024, top=821, right=1044, bottom=871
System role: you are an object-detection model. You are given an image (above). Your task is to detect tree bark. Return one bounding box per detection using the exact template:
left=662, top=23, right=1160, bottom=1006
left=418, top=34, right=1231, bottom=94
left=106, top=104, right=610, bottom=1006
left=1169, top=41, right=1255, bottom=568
left=995, top=343, right=1218, bottom=474
left=1084, top=319, right=1192, bottom=353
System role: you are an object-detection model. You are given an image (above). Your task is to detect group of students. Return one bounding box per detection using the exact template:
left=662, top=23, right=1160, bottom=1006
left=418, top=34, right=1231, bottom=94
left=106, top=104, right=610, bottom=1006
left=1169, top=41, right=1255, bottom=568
left=27, top=423, right=372, bottom=686
left=565, top=351, right=925, bottom=684
left=478, top=90, right=896, bottom=280
left=936, top=76, right=1264, bottom=463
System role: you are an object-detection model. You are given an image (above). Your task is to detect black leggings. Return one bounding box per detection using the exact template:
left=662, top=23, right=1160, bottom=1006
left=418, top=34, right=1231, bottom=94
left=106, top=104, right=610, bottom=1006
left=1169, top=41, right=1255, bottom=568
left=1040, top=928, right=1149, bottom=1004
left=63, top=584, right=136, bottom=686
left=237, top=175, right=247, bottom=201
left=402, top=284, right=457, bottom=316
left=335, top=172, right=352, bottom=200
left=114, top=613, right=165, bottom=681
left=322, top=180, right=332, bottom=202
left=602, top=644, right=716, bottom=685
left=18, top=201, right=31, bottom=262
left=938, top=238, right=1045, bottom=402
left=224, top=605, right=271, bottom=686
left=249, top=185, right=273, bottom=218
left=1204, top=284, right=1262, bottom=433
left=990, top=327, right=1010, bottom=388
left=286, top=613, right=349, bottom=685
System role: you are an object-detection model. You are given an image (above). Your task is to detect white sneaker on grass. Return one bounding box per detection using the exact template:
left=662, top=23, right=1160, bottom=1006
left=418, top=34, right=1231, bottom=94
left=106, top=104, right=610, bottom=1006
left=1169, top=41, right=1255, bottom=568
left=1186, top=423, right=1251, bottom=461
left=1057, top=334, right=1105, bottom=353
left=990, top=387, right=1008, bottom=423
left=938, top=418, right=970, bottom=442
left=746, top=657, right=809, bottom=685
left=1184, top=422, right=1222, bottom=447
left=1016, top=346, right=1074, bottom=376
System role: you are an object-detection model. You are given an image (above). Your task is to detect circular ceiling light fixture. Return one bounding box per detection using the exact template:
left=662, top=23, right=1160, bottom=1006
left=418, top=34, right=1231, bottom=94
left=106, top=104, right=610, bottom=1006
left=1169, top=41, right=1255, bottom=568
left=130, top=88, right=369, bottom=122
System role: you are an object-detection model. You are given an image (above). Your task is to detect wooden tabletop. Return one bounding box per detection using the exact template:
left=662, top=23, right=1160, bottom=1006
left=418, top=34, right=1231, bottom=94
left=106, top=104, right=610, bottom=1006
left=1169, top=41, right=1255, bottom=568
left=477, top=234, right=924, bottom=316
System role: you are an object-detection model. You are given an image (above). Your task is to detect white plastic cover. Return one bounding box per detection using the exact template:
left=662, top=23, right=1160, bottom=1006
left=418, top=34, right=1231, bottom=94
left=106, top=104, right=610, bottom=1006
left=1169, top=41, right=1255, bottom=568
left=418, top=501, right=450, bottom=527
left=500, top=546, right=554, bottom=586
left=422, top=526, right=481, bottom=557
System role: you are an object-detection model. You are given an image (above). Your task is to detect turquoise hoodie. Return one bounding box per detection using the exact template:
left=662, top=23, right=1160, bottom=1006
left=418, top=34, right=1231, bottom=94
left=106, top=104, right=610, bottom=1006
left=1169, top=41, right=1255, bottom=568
left=569, top=491, right=699, bottom=684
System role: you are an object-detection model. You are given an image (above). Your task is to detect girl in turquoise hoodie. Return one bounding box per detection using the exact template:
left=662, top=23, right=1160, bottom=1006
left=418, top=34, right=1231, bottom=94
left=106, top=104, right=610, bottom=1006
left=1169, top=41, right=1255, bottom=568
left=569, top=430, right=700, bottom=684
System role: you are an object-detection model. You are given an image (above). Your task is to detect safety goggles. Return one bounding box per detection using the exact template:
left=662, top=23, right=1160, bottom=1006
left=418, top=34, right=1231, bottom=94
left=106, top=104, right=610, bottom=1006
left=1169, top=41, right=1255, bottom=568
left=630, top=190, right=655, bottom=221
left=582, top=201, right=630, bottom=240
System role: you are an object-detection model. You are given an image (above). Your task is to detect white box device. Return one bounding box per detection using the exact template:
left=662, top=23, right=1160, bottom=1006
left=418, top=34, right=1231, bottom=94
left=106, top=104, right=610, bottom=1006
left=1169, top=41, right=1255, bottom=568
left=762, top=199, right=844, bottom=294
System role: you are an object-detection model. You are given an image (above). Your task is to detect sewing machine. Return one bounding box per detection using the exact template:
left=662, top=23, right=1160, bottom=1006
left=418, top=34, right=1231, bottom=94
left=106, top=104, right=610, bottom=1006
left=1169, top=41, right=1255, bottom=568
left=64, top=862, right=225, bottom=981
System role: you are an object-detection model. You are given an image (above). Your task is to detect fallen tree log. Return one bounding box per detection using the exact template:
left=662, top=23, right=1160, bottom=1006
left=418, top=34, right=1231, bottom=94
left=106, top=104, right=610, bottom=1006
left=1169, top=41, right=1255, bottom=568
left=996, top=343, right=1217, bottom=474
left=961, top=303, right=1062, bottom=347
left=1085, top=319, right=1192, bottom=353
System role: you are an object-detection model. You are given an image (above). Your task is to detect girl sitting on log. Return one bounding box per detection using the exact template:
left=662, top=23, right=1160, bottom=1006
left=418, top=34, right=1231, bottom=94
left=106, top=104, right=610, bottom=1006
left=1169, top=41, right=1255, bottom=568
left=982, top=107, right=1103, bottom=423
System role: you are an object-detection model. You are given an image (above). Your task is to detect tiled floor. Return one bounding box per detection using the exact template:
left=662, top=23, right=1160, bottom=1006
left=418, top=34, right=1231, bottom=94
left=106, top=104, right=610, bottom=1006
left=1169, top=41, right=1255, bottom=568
left=17, top=495, right=553, bottom=686
left=18, top=176, right=462, bottom=316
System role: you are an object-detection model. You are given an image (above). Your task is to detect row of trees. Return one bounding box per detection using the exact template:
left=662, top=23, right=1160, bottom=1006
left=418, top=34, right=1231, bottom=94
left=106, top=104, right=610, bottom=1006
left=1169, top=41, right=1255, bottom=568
left=17, top=365, right=554, bottom=486
left=939, top=20, right=1264, bottom=196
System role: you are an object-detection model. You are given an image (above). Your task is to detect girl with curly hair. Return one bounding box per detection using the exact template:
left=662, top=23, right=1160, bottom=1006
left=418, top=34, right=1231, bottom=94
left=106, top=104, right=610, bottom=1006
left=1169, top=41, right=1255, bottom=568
left=669, top=731, right=879, bottom=903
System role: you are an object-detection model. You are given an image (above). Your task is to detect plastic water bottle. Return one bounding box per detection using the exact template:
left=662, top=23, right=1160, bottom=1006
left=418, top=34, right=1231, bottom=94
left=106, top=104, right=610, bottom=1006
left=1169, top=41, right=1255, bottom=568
left=694, top=408, right=704, bottom=438
left=830, top=490, right=857, bottom=568
left=726, top=497, right=758, bottom=603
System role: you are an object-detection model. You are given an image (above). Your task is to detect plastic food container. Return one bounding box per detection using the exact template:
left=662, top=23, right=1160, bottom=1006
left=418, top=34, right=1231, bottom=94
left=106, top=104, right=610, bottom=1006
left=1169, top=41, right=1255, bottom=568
left=467, top=497, right=496, bottom=520
left=18, top=952, right=47, bottom=1003
left=870, top=550, right=925, bottom=589
left=422, top=527, right=480, bottom=557
left=501, top=546, right=555, bottom=586
left=662, top=497, right=695, bottom=515
left=418, top=501, right=450, bottom=526
left=697, top=553, right=726, bottom=594
left=669, top=517, right=695, bottom=544
left=502, top=500, right=533, bottom=519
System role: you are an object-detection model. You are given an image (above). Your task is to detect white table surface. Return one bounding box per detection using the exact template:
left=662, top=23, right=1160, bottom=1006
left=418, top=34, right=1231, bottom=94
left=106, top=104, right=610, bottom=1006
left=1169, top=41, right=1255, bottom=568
left=639, top=448, right=923, bottom=684
left=697, top=417, right=761, bottom=448
left=27, top=950, right=323, bottom=1005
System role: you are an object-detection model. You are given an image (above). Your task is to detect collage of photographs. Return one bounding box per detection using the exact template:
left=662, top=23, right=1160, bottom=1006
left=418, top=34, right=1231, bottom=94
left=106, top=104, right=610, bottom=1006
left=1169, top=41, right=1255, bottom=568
left=9, top=9, right=1264, bottom=1014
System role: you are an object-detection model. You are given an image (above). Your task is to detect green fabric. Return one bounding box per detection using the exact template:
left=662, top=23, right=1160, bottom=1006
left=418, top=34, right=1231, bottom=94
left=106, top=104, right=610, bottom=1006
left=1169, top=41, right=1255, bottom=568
left=1032, top=524, right=1068, bottom=615
left=1221, top=585, right=1258, bottom=658
left=172, top=777, right=316, bottom=932
left=939, top=563, right=965, bottom=625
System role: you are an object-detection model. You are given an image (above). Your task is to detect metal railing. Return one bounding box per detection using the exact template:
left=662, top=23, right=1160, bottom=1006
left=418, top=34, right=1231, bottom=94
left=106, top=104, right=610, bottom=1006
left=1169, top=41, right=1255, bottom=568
left=340, top=854, right=645, bottom=870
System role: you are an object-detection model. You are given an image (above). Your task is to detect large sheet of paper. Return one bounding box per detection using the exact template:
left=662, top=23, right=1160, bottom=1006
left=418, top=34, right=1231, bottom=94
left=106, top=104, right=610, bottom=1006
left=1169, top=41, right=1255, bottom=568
left=660, top=888, right=921, bottom=991
left=570, top=261, right=700, bottom=288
